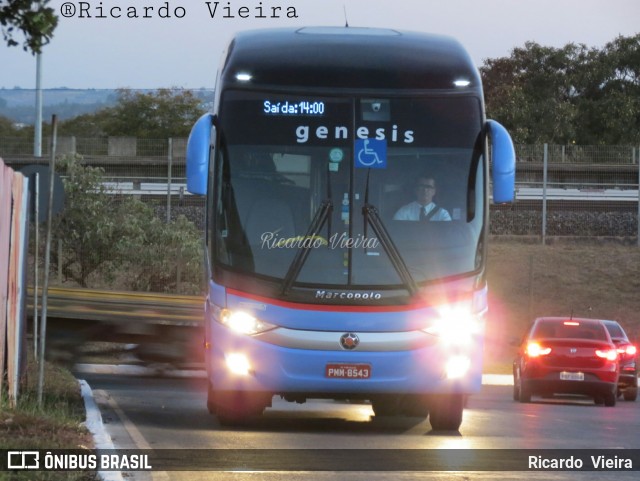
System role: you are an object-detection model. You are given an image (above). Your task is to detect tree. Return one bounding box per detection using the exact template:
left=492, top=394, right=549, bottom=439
left=0, top=114, right=17, bottom=134
left=120, top=212, right=203, bottom=294
left=58, top=88, right=205, bottom=138
left=481, top=34, right=640, bottom=145
left=102, top=88, right=204, bottom=138
left=52, top=154, right=132, bottom=287
left=52, top=154, right=203, bottom=293
left=0, top=0, right=58, bottom=53
left=574, top=34, right=640, bottom=145
left=481, top=41, right=586, bottom=144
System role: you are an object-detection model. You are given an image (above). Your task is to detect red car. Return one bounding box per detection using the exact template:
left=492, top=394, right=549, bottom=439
left=513, top=317, right=619, bottom=406
left=602, top=320, right=638, bottom=401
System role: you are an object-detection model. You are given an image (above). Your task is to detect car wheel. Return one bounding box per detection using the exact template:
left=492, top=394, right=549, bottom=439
left=623, top=387, right=638, bottom=402
left=603, top=391, right=617, bottom=407
left=593, top=395, right=605, bottom=405
left=518, top=381, right=531, bottom=403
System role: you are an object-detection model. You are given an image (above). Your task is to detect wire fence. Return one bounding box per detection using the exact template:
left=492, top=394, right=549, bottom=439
left=2, top=136, right=640, bottom=238
left=495, top=143, right=640, bottom=241
left=1, top=137, right=639, bottom=294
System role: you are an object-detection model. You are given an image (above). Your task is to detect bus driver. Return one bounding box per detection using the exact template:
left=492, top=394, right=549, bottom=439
left=393, top=175, right=452, bottom=221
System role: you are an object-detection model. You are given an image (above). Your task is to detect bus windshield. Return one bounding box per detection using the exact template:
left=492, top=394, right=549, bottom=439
left=213, top=91, right=485, bottom=290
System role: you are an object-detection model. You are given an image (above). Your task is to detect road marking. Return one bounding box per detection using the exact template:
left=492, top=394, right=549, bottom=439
left=95, top=390, right=170, bottom=481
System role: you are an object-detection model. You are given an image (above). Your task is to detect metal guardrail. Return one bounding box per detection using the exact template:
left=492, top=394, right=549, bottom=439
left=516, top=187, right=640, bottom=202
left=28, top=287, right=205, bottom=363
left=28, top=287, right=203, bottom=325
left=101, top=181, right=192, bottom=196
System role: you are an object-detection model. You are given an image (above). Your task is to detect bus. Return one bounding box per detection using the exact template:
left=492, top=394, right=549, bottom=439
left=186, top=27, right=515, bottom=430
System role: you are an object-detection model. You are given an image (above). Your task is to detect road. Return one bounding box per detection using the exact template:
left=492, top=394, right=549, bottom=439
left=77, top=371, right=640, bottom=481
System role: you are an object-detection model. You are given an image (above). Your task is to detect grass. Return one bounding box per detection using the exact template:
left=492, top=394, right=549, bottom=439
left=1, top=241, right=639, bottom=471
left=0, top=358, right=97, bottom=481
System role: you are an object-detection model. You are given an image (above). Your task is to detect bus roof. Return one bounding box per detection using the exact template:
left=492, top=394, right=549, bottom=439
left=220, top=27, right=481, bottom=92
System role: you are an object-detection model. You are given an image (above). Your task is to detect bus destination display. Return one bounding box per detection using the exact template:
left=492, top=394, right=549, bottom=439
left=264, top=100, right=325, bottom=116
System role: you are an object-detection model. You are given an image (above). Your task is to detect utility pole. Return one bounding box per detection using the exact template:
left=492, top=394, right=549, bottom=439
left=34, top=53, right=43, bottom=157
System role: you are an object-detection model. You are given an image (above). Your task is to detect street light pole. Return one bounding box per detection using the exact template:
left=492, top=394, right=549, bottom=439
left=34, top=53, right=43, bottom=157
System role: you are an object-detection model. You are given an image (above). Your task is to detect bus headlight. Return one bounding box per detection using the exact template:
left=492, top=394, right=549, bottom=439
left=422, top=305, right=482, bottom=347
left=219, top=309, right=276, bottom=335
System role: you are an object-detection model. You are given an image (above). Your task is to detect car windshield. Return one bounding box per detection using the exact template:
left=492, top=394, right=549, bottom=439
left=532, top=320, right=608, bottom=341
left=213, top=91, right=484, bottom=290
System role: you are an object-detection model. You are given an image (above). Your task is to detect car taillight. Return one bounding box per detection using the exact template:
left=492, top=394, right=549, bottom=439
left=595, top=349, right=618, bottom=361
left=616, top=345, right=637, bottom=357
left=526, top=342, right=551, bottom=357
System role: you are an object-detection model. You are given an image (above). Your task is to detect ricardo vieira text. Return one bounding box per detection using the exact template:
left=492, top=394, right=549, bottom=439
left=59, top=1, right=300, bottom=20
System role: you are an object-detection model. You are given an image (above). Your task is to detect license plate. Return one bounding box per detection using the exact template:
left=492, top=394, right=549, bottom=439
left=326, top=363, right=371, bottom=379
left=560, top=371, right=584, bottom=381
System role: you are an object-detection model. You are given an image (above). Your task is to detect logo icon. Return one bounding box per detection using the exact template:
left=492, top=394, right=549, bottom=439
left=7, top=451, right=39, bottom=469
left=355, top=139, right=387, bottom=169
left=570, top=348, right=578, bottom=354
left=340, top=332, right=360, bottom=350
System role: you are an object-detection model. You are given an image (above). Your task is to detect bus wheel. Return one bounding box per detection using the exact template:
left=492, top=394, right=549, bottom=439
left=428, top=394, right=464, bottom=431
left=206, top=382, right=217, bottom=414
left=371, top=395, right=402, bottom=417
left=209, top=388, right=270, bottom=425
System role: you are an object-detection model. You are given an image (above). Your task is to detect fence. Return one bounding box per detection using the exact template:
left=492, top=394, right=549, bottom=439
left=495, top=143, right=640, bottom=242
left=1, top=137, right=639, bottom=296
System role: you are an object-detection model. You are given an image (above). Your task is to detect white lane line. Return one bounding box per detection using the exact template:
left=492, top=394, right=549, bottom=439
left=95, top=390, right=170, bottom=481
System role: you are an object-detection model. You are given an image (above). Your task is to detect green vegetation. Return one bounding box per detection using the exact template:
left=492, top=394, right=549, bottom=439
left=0, top=88, right=207, bottom=137
left=481, top=34, right=640, bottom=145
left=51, top=154, right=203, bottom=293
left=0, top=358, right=96, bottom=480
left=0, top=0, right=58, bottom=53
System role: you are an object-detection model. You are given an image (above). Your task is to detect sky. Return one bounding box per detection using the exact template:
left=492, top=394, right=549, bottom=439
left=1, top=0, right=639, bottom=90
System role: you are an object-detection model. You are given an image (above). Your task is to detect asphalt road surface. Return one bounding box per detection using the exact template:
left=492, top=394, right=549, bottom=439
left=78, top=371, right=640, bottom=481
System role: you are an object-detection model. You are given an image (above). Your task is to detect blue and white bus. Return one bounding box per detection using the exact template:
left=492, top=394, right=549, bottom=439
left=186, top=27, right=515, bottom=430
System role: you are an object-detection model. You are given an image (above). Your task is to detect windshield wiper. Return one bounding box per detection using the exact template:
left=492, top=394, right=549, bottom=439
left=362, top=170, right=418, bottom=296
left=280, top=199, right=333, bottom=296
left=281, top=167, right=334, bottom=296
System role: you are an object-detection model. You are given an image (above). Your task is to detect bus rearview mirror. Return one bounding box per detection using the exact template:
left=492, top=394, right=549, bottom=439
left=487, top=119, right=515, bottom=204
left=186, top=113, right=215, bottom=195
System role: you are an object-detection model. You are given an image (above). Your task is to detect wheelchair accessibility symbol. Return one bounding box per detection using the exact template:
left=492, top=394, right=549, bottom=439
left=355, top=139, right=387, bottom=169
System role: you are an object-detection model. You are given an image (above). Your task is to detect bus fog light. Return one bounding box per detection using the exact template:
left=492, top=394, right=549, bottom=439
left=225, top=353, right=252, bottom=376
left=446, top=355, right=471, bottom=379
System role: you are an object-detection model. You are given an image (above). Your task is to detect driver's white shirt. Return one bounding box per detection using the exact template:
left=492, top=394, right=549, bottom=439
left=393, top=201, right=452, bottom=221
